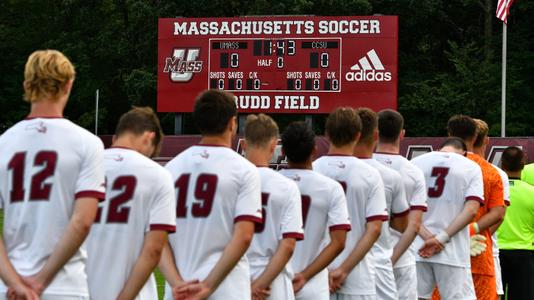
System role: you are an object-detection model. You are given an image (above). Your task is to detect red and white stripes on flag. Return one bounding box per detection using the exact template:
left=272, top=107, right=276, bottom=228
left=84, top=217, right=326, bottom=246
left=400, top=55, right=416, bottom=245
left=496, top=0, right=514, bottom=23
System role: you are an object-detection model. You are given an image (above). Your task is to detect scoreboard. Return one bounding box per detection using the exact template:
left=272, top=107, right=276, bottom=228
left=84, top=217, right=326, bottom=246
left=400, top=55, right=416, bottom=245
left=158, top=16, right=398, bottom=113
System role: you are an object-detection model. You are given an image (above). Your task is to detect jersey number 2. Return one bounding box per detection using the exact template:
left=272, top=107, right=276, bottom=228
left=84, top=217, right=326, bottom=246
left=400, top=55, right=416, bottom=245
left=175, top=173, right=218, bottom=218
left=7, top=151, right=57, bottom=202
left=95, top=176, right=137, bottom=223
left=427, top=167, right=450, bottom=198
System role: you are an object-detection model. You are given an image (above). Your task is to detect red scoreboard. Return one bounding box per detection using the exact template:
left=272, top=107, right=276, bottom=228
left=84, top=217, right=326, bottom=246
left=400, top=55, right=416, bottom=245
left=158, top=16, right=398, bottom=113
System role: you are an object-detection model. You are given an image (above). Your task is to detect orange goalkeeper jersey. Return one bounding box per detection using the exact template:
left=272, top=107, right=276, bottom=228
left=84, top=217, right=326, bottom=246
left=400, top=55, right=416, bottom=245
left=467, top=152, right=505, bottom=276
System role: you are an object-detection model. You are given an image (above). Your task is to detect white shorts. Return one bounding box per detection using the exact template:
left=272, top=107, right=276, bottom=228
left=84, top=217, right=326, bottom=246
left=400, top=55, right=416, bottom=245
left=493, top=255, right=504, bottom=295
left=295, top=269, right=329, bottom=300
left=416, top=262, right=476, bottom=300
left=375, top=267, right=398, bottom=300
left=393, top=265, right=417, bottom=300
left=265, top=272, right=295, bottom=300
left=330, top=293, right=376, bottom=300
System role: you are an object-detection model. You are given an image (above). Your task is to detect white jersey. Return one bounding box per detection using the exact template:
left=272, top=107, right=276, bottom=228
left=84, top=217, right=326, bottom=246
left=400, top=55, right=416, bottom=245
left=86, top=147, right=176, bottom=300
left=360, top=158, right=409, bottom=269
left=373, top=152, right=428, bottom=268
left=411, top=151, right=484, bottom=268
left=164, top=145, right=262, bottom=299
left=491, top=165, right=510, bottom=257
left=279, top=169, right=350, bottom=274
left=0, top=117, right=105, bottom=296
left=313, top=155, right=388, bottom=295
left=247, top=167, right=304, bottom=279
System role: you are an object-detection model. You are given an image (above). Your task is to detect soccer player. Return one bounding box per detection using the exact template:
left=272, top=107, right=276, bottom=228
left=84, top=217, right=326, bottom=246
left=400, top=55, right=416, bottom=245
left=520, top=163, right=534, bottom=185
left=353, top=108, right=410, bottom=300
left=279, top=121, right=351, bottom=300
left=85, top=107, right=176, bottom=300
left=497, top=146, right=534, bottom=300
left=0, top=50, right=105, bottom=299
left=447, top=115, right=505, bottom=300
left=243, top=114, right=304, bottom=300
left=161, top=90, right=262, bottom=300
left=412, top=137, right=484, bottom=300
left=374, top=109, right=428, bottom=300
left=472, top=118, right=509, bottom=299
left=313, top=108, right=389, bottom=300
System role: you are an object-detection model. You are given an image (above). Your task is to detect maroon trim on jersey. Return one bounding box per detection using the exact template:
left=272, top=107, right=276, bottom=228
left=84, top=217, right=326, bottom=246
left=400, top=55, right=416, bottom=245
left=504, top=199, right=510, bottom=206
left=75, top=190, right=105, bottom=201
left=25, top=116, right=63, bottom=120
left=465, top=196, right=485, bottom=206
left=282, top=232, right=304, bottom=240
left=366, top=215, right=389, bottom=222
left=355, top=156, right=372, bottom=159
left=234, top=215, right=263, bottom=224
left=410, top=205, right=428, bottom=212
left=150, top=224, right=176, bottom=233
left=374, top=151, right=401, bottom=155
left=256, top=165, right=270, bottom=168
left=197, top=144, right=229, bottom=148
left=329, top=224, right=351, bottom=232
left=392, top=209, right=410, bottom=217
left=324, top=154, right=353, bottom=157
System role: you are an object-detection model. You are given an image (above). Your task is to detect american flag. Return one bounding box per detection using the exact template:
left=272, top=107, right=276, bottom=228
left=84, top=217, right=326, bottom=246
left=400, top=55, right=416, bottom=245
left=496, top=0, right=514, bottom=23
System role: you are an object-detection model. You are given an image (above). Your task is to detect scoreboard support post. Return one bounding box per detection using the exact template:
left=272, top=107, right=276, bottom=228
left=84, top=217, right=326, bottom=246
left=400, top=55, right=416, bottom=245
left=305, top=115, right=314, bottom=129
left=238, top=114, right=247, bottom=135
left=174, top=113, right=183, bottom=135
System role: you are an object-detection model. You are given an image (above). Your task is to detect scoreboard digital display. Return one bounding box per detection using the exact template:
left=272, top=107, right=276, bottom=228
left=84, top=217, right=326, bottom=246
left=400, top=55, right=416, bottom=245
left=158, top=16, right=398, bottom=113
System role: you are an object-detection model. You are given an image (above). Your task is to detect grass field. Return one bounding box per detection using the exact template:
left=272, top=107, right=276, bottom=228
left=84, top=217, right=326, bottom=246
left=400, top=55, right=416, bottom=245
left=0, top=210, right=167, bottom=299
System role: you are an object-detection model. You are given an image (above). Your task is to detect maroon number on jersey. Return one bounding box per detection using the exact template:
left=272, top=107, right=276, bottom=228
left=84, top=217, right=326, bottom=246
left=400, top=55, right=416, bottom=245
left=175, top=173, right=219, bottom=218
left=7, top=151, right=57, bottom=203
left=254, top=193, right=270, bottom=233
left=301, top=195, right=311, bottom=228
left=95, top=176, right=137, bottom=223
left=427, top=167, right=450, bottom=198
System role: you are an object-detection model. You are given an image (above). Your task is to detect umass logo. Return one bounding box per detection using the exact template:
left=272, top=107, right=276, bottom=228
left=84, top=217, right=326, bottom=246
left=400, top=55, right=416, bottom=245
left=163, top=48, right=203, bottom=82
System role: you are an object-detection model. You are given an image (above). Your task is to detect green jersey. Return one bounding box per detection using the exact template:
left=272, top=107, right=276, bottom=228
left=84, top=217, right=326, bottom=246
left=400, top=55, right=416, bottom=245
left=497, top=178, right=534, bottom=250
left=520, top=163, right=534, bottom=186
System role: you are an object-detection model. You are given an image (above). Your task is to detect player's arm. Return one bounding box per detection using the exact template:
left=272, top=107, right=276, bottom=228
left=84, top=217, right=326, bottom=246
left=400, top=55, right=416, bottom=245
left=390, top=213, right=408, bottom=233
left=329, top=220, right=381, bottom=292
left=389, top=176, right=409, bottom=234
left=0, top=234, right=38, bottom=299
left=252, top=237, right=296, bottom=295
left=295, top=229, right=346, bottom=293
left=392, top=209, right=424, bottom=264
left=23, top=197, right=99, bottom=294
left=419, top=200, right=480, bottom=258
left=176, top=221, right=256, bottom=299
left=117, top=231, right=168, bottom=300
left=158, top=242, right=184, bottom=287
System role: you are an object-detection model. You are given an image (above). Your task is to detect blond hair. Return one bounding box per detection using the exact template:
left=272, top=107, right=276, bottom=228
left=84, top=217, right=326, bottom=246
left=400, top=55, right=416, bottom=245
left=473, top=118, right=489, bottom=148
left=23, top=50, right=76, bottom=103
left=244, top=114, right=279, bottom=147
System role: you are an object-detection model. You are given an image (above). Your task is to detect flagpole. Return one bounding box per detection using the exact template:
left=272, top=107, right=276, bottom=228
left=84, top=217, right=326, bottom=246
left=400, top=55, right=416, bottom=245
left=501, top=23, right=507, bottom=137
left=95, top=89, right=99, bottom=135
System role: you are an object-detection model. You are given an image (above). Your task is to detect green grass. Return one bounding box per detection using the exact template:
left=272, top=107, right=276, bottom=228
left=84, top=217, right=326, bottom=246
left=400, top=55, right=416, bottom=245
left=0, top=210, right=166, bottom=299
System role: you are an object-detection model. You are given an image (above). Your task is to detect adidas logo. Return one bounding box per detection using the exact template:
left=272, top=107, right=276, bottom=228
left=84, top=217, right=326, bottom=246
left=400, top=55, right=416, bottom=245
left=345, top=49, right=392, bottom=82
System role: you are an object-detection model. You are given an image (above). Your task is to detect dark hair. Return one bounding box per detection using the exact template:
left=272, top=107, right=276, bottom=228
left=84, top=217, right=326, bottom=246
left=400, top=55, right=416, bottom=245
left=355, top=107, right=377, bottom=145
left=193, top=89, right=237, bottom=135
left=501, top=146, right=525, bottom=172
left=281, top=121, right=315, bottom=164
left=439, top=137, right=467, bottom=153
left=115, top=106, right=164, bottom=156
left=447, top=115, right=477, bottom=141
left=325, top=107, right=361, bottom=147
left=378, top=109, right=404, bottom=143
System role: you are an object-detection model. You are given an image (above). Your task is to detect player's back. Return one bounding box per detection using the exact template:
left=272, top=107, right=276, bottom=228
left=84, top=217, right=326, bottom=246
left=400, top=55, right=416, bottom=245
left=360, top=158, right=408, bottom=267
left=411, top=151, right=484, bottom=267
left=86, top=147, right=176, bottom=300
left=247, top=167, right=303, bottom=278
left=0, top=117, right=105, bottom=296
left=164, top=145, right=261, bottom=287
left=279, top=168, right=350, bottom=273
left=313, top=155, right=388, bottom=295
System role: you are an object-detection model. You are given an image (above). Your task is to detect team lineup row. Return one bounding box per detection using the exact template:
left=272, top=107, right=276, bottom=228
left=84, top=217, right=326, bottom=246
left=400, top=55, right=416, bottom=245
left=0, top=50, right=512, bottom=300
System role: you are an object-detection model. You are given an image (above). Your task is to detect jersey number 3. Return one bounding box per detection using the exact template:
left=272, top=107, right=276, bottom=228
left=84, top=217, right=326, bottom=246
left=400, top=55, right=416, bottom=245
left=7, top=151, right=57, bottom=202
left=175, top=173, right=218, bottom=218
left=427, top=167, right=450, bottom=198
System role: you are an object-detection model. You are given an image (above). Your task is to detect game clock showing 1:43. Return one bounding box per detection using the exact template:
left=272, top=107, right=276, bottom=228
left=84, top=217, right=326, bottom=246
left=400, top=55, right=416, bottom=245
left=209, top=38, right=342, bottom=92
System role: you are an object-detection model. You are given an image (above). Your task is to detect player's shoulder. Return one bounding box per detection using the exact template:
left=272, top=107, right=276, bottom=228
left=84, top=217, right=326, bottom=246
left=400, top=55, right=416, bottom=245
left=259, top=167, right=300, bottom=192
